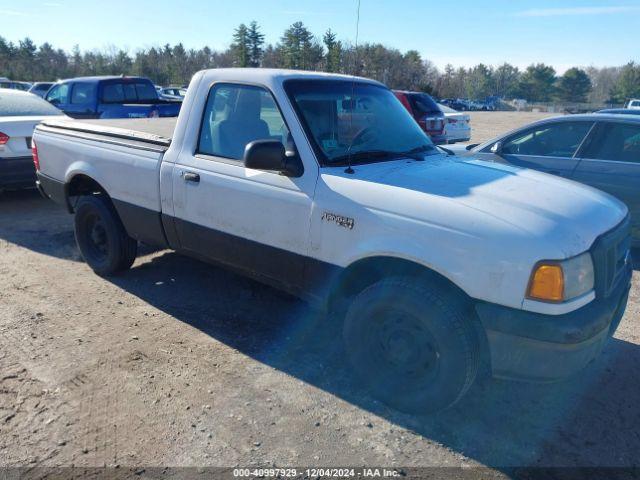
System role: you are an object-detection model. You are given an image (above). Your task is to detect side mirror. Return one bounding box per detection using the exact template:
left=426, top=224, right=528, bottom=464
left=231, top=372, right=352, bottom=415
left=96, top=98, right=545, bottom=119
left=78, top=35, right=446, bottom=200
left=244, top=139, right=303, bottom=177
left=490, top=141, right=503, bottom=155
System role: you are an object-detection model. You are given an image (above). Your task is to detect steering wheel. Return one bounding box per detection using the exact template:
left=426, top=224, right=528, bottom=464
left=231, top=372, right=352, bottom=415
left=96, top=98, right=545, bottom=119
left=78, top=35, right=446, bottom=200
left=351, top=127, right=377, bottom=147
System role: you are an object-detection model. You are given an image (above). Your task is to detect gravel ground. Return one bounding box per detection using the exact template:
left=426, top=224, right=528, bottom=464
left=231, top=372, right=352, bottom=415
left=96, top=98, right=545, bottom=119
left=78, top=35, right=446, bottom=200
left=467, top=111, right=558, bottom=144
left=0, top=113, right=638, bottom=475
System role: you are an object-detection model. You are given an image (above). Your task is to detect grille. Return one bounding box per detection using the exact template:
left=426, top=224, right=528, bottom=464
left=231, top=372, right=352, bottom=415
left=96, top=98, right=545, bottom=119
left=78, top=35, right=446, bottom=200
left=591, top=215, right=632, bottom=299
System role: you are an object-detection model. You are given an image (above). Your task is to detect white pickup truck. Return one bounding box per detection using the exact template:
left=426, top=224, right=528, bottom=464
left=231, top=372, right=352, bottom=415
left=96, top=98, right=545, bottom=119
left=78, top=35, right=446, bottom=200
left=33, top=69, right=632, bottom=413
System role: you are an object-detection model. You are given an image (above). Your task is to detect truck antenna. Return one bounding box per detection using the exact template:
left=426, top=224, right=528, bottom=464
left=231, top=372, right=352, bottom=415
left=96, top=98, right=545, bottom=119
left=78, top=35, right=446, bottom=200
left=345, top=0, right=361, bottom=175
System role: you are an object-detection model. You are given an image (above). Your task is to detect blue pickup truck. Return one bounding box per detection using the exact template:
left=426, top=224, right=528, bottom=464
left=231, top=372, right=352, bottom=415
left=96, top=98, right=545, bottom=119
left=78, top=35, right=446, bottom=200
left=44, top=76, right=181, bottom=119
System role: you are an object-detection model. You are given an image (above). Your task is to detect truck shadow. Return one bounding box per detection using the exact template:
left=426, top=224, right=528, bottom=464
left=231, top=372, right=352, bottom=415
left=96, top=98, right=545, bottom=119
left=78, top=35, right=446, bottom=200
left=107, top=250, right=640, bottom=471
left=1, top=190, right=639, bottom=469
left=0, top=189, right=160, bottom=261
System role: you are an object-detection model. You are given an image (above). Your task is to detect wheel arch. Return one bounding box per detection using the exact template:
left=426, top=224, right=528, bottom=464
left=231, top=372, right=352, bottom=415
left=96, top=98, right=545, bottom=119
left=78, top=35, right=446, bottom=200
left=65, top=174, right=111, bottom=213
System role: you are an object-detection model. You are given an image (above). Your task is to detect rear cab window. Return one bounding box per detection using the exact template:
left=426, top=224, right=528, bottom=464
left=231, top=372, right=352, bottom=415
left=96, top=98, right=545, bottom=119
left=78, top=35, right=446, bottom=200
left=101, top=79, right=159, bottom=103
left=408, top=93, right=441, bottom=117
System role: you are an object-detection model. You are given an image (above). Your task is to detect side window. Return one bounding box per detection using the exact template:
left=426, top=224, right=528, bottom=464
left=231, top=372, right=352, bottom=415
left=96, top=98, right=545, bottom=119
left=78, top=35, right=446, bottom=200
left=501, top=122, right=593, bottom=158
left=70, top=83, right=96, bottom=104
left=102, top=83, right=125, bottom=103
left=582, top=123, right=640, bottom=164
left=198, top=83, right=289, bottom=160
left=46, top=84, right=70, bottom=105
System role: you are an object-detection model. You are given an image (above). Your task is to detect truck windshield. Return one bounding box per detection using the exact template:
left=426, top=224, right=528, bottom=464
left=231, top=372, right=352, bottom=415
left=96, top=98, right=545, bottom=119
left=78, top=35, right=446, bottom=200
left=284, top=79, right=436, bottom=166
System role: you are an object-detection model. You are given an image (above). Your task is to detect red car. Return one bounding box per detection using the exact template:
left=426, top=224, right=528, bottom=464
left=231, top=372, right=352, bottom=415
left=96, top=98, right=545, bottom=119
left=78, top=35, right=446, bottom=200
left=393, top=90, right=446, bottom=144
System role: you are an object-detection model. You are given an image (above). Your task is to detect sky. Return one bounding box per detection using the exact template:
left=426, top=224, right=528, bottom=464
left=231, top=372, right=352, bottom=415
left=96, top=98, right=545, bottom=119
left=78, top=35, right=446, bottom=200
left=1, top=0, right=639, bottom=72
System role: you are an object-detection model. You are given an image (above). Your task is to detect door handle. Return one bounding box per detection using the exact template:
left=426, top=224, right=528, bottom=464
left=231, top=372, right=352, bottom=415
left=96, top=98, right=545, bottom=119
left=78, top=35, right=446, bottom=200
left=181, top=171, right=200, bottom=183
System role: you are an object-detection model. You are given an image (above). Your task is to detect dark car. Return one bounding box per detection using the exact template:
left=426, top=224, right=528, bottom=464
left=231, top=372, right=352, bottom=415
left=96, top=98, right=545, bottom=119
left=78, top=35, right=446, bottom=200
left=44, top=76, right=181, bottom=119
left=460, top=114, right=640, bottom=244
left=393, top=90, right=446, bottom=144
left=28, top=82, right=54, bottom=98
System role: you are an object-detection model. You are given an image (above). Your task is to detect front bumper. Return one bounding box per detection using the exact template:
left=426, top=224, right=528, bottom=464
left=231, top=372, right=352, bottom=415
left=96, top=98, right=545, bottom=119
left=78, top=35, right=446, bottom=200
left=475, top=266, right=632, bottom=382
left=0, top=156, right=36, bottom=190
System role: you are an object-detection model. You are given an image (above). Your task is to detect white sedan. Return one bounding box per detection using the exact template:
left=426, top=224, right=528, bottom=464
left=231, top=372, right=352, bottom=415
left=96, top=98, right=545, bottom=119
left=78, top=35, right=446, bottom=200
left=0, top=89, right=65, bottom=191
left=438, top=103, right=471, bottom=144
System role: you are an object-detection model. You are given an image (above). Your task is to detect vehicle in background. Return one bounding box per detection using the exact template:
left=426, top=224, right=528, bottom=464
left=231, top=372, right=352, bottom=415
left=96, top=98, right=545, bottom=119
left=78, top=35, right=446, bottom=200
left=439, top=98, right=469, bottom=111
left=28, top=82, right=55, bottom=98
left=437, top=103, right=471, bottom=144
left=458, top=114, right=640, bottom=244
left=34, top=69, right=631, bottom=413
left=626, top=99, right=640, bottom=109
left=159, top=86, right=187, bottom=100
left=0, top=89, right=65, bottom=191
left=393, top=90, right=446, bottom=144
left=44, top=76, right=181, bottom=119
left=0, top=80, right=33, bottom=91
left=597, top=109, right=640, bottom=115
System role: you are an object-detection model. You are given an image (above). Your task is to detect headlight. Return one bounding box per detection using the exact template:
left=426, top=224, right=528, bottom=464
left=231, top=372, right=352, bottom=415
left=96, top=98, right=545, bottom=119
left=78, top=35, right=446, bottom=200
left=527, top=252, right=594, bottom=303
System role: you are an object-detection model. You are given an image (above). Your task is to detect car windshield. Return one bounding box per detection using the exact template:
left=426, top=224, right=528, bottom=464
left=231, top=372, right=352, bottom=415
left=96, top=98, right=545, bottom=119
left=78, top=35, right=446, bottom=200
left=0, top=91, right=63, bottom=117
left=284, top=79, right=437, bottom=166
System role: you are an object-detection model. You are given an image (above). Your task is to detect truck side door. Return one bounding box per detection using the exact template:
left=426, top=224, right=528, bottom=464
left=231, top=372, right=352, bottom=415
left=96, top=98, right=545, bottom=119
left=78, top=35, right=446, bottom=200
left=170, top=82, right=317, bottom=291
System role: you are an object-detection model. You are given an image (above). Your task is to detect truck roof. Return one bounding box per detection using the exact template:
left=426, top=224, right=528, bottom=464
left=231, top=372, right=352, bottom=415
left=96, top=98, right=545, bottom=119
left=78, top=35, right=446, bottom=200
left=56, top=76, right=153, bottom=84
left=195, top=68, right=384, bottom=87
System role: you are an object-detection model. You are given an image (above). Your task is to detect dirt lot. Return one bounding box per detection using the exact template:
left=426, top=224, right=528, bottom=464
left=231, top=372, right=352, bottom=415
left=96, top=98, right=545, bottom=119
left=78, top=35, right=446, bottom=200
left=467, top=111, right=557, bottom=144
left=0, top=112, right=638, bottom=476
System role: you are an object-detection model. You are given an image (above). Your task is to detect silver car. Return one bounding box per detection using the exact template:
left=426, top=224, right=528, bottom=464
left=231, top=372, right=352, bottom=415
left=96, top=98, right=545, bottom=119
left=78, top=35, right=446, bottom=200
left=461, top=114, right=640, bottom=244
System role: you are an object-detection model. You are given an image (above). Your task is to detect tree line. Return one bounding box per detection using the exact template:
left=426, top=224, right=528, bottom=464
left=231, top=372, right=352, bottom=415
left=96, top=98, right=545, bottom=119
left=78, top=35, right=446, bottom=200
left=1, top=21, right=639, bottom=104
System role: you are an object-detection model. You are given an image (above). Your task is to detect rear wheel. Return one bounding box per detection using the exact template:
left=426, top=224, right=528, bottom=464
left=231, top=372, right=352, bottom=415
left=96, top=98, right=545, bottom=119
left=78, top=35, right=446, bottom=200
left=74, top=194, right=137, bottom=276
left=343, top=277, right=480, bottom=413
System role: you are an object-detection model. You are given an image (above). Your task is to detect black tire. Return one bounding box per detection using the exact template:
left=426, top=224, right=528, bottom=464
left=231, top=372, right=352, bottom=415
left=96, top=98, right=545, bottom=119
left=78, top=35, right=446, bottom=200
left=343, top=277, right=480, bottom=413
left=74, top=194, right=137, bottom=276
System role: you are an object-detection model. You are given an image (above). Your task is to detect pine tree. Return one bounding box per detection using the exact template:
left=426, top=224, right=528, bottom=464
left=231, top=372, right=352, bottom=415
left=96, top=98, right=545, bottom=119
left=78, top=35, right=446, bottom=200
left=247, top=21, right=265, bottom=68
left=231, top=23, right=250, bottom=68
left=323, top=29, right=341, bottom=72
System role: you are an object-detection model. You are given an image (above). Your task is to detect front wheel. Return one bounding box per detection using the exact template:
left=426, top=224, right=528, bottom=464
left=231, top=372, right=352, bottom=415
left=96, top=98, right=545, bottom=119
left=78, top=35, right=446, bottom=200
left=343, top=277, right=480, bottom=413
left=74, top=194, right=137, bottom=276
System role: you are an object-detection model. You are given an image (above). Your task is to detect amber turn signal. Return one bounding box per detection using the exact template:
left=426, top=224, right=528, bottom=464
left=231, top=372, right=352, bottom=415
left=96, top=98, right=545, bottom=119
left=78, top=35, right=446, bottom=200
left=527, top=263, right=564, bottom=302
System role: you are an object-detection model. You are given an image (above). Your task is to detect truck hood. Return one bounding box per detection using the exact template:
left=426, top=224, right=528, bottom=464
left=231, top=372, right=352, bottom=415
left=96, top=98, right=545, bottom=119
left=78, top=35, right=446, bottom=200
left=322, top=155, right=628, bottom=257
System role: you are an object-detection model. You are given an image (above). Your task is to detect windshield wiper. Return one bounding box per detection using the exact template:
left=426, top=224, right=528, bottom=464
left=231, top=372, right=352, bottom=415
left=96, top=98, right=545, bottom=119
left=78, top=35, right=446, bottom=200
left=329, top=150, right=403, bottom=166
left=329, top=145, right=436, bottom=166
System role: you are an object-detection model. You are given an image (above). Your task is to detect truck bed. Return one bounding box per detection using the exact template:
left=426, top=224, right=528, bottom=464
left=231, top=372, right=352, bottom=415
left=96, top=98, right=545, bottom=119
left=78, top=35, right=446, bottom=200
left=38, top=117, right=176, bottom=150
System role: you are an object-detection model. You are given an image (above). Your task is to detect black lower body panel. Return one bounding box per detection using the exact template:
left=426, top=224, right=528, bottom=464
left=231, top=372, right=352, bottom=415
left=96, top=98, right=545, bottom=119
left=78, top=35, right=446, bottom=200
left=36, top=171, right=69, bottom=209
left=476, top=268, right=632, bottom=381
left=112, top=199, right=168, bottom=249
left=0, top=156, right=36, bottom=190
